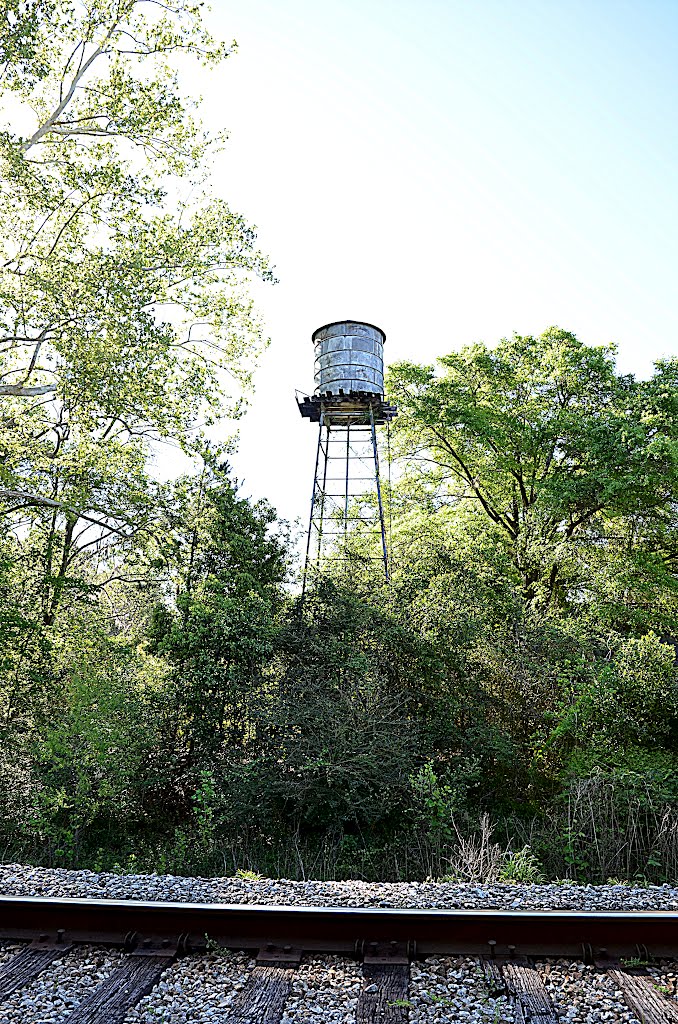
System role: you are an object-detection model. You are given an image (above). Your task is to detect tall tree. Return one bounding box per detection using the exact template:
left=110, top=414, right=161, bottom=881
left=387, top=328, right=678, bottom=618
left=147, top=465, right=287, bottom=782
left=0, top=0, right=274, bottom=628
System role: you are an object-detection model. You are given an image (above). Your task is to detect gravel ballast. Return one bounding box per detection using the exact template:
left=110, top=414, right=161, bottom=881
left=0, top=945, right=125, bottom=1024
left=538, top=959, right=639, bottom=1024
left=280, top=956, right=362, bottom=1022
left=1, top=863, right=678, bottom=911
left=409, top=956, right=513, bottom=1023
left=123, top=950, right=254, bottom=1024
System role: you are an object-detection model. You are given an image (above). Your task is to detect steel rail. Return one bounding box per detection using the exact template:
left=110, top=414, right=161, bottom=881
left=1, top=896, right=678, bottom=959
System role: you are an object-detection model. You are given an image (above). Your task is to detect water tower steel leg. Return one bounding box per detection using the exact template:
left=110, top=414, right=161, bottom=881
left=370, top=405, right=390, bottom=582
left=302, top=420, right=323, bottom=595
left=315, top=420, right=329, bottom=571
left=344, top=420, right=350, bottom=547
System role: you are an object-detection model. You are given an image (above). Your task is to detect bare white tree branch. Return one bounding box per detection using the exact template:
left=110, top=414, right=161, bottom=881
left=0, top=384, right=56, bottom=396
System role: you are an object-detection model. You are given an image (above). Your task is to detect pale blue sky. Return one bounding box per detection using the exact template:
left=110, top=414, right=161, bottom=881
left=194, top=0, right=677, bottom=532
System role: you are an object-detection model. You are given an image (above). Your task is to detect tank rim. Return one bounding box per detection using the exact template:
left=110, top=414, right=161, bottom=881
left=312, top=320, right=386, bottom=343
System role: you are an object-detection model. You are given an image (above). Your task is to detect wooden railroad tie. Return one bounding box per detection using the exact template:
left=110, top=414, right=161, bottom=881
left=227, top=962, right=297, bottom=1023
left=607, top=964, right=678, bottom=1024
left=357, top=963, right=410, bottom=1023
left=0, top=940, right=73, bottom=1001
left=62, top=951, right=175, bottom=1024
left=501, top=961, right=559, bottom=1024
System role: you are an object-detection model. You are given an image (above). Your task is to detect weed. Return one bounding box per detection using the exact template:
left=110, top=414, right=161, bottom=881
left=235, top=868, right=263, bottom=881
left=428, top=993, right=455, bottom=1007
left=620, top=956, right=650, bottom=968
left=499, top=846, right=544, bottom=884
left=445, top=815, right=506, bottom=883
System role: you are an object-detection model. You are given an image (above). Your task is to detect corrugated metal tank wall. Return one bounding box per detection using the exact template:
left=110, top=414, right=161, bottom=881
left=312, top=320, right=385, bottom=396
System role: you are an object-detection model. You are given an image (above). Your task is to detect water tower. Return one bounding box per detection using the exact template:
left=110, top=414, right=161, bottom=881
left=297, top=320, right=397, bottom=588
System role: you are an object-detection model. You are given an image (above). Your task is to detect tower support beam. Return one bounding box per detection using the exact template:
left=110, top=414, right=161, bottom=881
left=300, top=406, right=393, bottom=588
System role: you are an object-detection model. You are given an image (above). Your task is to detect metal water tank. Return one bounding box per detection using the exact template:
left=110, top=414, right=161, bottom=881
left=312, top=320, right=385, bottom=396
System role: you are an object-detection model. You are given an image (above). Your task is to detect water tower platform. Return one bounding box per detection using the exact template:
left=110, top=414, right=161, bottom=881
left=297, top=390, right=398, bottom=424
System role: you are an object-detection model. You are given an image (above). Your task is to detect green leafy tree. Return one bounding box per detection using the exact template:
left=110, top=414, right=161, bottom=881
left=0, top=1, right=53, bottom=86
left=148, top=466, right=288, bottom=782
left=387, top=328, right=678, bottom=618
left=23, top=635, right=168, bottom=865
left=0, top=0, right=273, bottom=628
left=550, top=633, right=678, bottom=756
left=0, top=1, right=275, bottom=748
left=260, top=581, right=425, bottom=836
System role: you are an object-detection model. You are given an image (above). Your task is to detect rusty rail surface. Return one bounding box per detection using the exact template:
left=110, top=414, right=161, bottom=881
left=1, top=895, right=677, bottom=960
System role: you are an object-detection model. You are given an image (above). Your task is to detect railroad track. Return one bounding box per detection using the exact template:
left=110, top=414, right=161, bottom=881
left=0, top=896, right=677, bottom=1022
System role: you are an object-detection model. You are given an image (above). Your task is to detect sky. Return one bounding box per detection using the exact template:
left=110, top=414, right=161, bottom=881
left=188, top=0, right=677, bottom=533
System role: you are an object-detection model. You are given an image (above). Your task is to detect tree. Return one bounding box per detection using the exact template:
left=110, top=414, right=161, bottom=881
left=387, top=328, right=678, bottom=618
left=0, top=0, right=274, bottom=629
left=0, top=1, right=53, bottom=88
left=147, top=466, right=288, bottom=780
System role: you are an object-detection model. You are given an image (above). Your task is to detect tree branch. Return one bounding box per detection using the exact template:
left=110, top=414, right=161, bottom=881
left=21, top=25, right=117, bottom=152
left=0, top=489, right=128, bottom=535
left=0, top=384, right=56, bottom=396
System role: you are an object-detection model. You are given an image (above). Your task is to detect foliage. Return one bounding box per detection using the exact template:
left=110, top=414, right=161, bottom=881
left=0, top=0, right=273, bottom=644
left=387, top=328, right=678, bottom=619
left=440, top=827, right=545, bottom=884
left=25, top=640, right=167, bottom=864
left=499, top=846, right=545, bottom=884
left=148, top=465, right=288, bottom=772
left=553, top=766, right=678, bottom=882
left=0, top=108, right=676, bottom=898
left=549, top=633, right=678, bottom=756
left=0, top=0, right=276, bottom=858
left=257, top=581, right=437, bottom=835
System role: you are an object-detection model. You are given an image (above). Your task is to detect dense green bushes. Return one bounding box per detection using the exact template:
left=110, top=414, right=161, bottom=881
left=2, top=519, right=677, bottom=882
